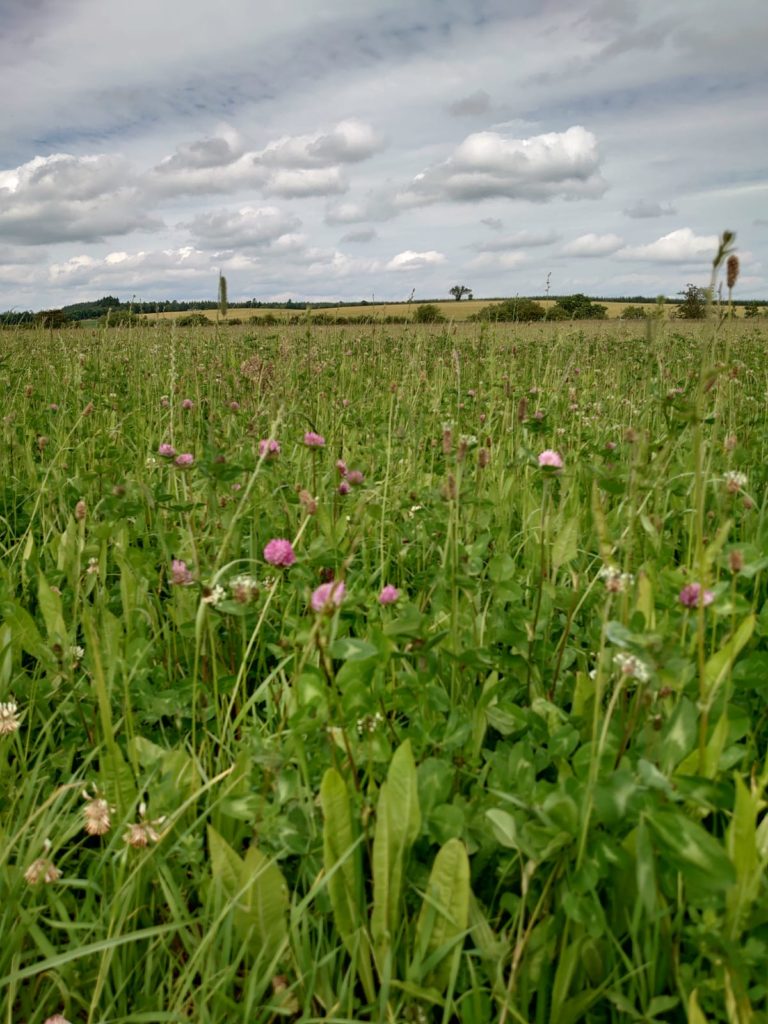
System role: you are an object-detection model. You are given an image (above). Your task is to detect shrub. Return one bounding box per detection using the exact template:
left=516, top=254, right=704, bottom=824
left=553, top=294, right=608, bottom=320
left=620, top=305, right=648, bottom=320
left=472, top=298, right=546, bottom=322
left=176, top=313, right=211, bottom=327
left=413, top=303, right=446, bottom=323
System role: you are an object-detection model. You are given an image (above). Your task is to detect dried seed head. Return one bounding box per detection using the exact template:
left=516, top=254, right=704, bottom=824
left=726, top=254, right=740, bottom=290
left=729, top=549, right=744, bottom=574
left=75, top=500, right=87, bottom=521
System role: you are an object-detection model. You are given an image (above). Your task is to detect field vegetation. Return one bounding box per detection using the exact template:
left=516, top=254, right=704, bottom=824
left=1, top=309, right=767, bottom=1022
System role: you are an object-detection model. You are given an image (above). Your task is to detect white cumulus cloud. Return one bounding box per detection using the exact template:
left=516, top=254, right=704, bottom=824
left=621, top=228, right=718, bottom=262
left=184, top=205, right=301, bottom=248
left=385, top=250, right=446, bottom=271
left=562, top=233, right=624, bottom=256
left=397, top=126, right=606, bottom=206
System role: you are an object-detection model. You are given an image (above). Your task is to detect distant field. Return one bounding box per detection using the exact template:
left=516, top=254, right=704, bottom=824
left=142, top=298, right=757, bottom=322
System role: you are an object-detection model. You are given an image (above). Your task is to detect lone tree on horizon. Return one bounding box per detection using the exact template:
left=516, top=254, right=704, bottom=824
left=449, top=284, right=473, bottom=301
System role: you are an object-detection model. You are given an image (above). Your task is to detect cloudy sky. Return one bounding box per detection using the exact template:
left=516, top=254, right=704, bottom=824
left=1, top=0, right=766, bottom=310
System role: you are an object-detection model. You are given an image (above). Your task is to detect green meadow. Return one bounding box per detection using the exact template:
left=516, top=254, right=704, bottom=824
left=1, top=313, right=767, bottom=1023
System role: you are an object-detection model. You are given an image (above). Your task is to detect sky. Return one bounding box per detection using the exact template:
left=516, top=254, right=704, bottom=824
left=1, top=0, right=766, bottom=310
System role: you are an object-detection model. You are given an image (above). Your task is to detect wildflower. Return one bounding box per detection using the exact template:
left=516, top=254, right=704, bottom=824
left=145, top=456, right=158, bottom=468
left=729, top=549, right=744, bottom=574
left=49, top=403, right=59, bottom=412
left=478, top=447, right=490, bottom=468
left=160, top=395, right=170, bottom=408
left=202, top=584, right=227, bottom=607
left=613, top=652, right=650, bottom=683
left=258, top=438, right=281, bottom=459
left=379, top=584, right=400, bottom=605
left=69, top=646, right=85, bottom=668
left=264, top=538, right=296, bottom=567
left=75, top=499, right=87, bottom=522
left=229, top=401, right=240, bottom=411
left=170, top=559, right=194, bottom=586
left=43, top=1015, right=73, bottom=1024
left=123, top=803, right=165, bottom=848
left=336, top=459, right=348, bottom=477
left=598, top=566, right=635, bottom=593
left=24, top=840, right=61, bottom=885
left=82, top=401, right=94, bottom=416
left=533, top=410, right=545, bottom=421
left=87, top=557, right=99, bottom=575
left=174, top=453, right=194, bottom=467
left=82, top=791, right=112, bottom=836
left=181, top=398, right=194, bottom=410
left=231, top=574, right=260, bottom=603
left=356, top=711, right=385, bottom=734
left=538, top=449, right=563, bottom=469
left=679, top=583, right=715, bottom=608
left=0, top=701, right=20, bottom=735
left=723, top=470, right=747, bottom=493
left=158, top=443, right=176, bottom=458
left=304, top=431, right=325, bottom=448
left=338, top=480, right=350, bottom=495
left=347, top=470, right=364, bottom=486
left=311, top=580, right=346, bottom=613
left=724, top=434, right=737, bottom=452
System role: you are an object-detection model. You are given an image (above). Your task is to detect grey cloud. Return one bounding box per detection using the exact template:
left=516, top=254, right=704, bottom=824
left=263, top=166, right=348, bottom=198
left=624, top=199, right=677, bottom=219
left=473, top=229, right=558, bottom=251
left=185, top=205, right=301, bottom=248
left=0, top=153, right=160, bottom=243
left=159, top=128, right=244, bottom=171
left=324, top=193, right=396, bottom=224
left=448, top=90, right=491, bottom=117
left=480, top=217, right=503, bottom=230
left=259, top=119, right=384, bottom=167
left=340, top=228, right=378, bottom=243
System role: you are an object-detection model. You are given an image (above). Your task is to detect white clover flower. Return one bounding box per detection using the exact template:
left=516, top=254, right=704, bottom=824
left=202, top=584, right=227, bottom=607
left=598, top=566, right=635, bottom=593
left=723, top=470, right=748, bottom=493
left=231, top=574, right=260, bottom=604
left=613, top=652, right=650, bottom=683
left=0, top=701, right=20, bottom=735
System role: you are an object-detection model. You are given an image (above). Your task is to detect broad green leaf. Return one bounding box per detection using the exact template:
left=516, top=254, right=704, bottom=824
left=207, top=826, right=289, bottom=963
left=414, top=838, right=470, bottom=992
left=634, top=818, right=657, bottom=918
left=647, top=808, right=735, bottom=890
left=372, top=740, right=421, bottom=969
left=239, top=844, right=289, bottom=962
left=320, top=768, right=375, bottom=1000
left=703, top=615, right=755, bottom=705
left=207, top=825, right=243, bottom=896
left=552, top=515, right=579, bottom=571
left=37, top=572, right=66, bottom=643
left=726, top=774, right=761, bottom=938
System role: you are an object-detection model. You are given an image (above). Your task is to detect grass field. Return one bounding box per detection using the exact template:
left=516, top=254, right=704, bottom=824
left=140, top=298, right=760, bottom=322
left=1, top=316, right=767, bottom=1022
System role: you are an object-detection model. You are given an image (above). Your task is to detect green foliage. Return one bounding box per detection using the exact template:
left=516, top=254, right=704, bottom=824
left=677, top=283, right=709, bottom=319
left=473, top=297, right=546, bottom=321
left=0, top=317, right=766, bottom=1021
left=553, top=293, right=608, bottom=319
left=412, top=303, right=446, bottom=323
left=176, top=312, right=211, bottom=326
left=620, top=304, right=648, bottom=320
